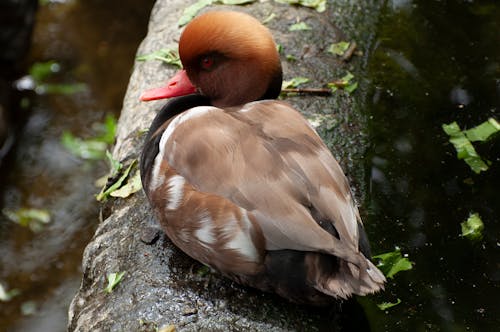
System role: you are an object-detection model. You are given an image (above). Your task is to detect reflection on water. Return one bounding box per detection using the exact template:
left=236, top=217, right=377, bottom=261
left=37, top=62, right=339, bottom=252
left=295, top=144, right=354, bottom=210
left=0, top=1, right=153, bottom=331
left=364, top=1, right=499, bottom=331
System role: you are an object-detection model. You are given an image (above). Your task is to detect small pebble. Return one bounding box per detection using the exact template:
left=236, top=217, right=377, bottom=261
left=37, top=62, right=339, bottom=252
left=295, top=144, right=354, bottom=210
left=140, top=227, right=160, bottom=245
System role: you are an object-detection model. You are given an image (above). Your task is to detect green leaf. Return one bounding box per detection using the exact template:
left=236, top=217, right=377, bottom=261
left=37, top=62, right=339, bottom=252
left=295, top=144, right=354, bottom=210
left=104, top=271, right=125, bottom=293
left=136, top=48, right=182, bottom=68
left=61, top=115, right=116, bottom=160
left=110, top=171, right=143, bottom=198
left=461, top=213, right=484, bottom=241
left=274, top=0, right=326, bottom=12
left=61, top=132, right=108, bottom=160
left=373, top=248, right=413, bottom=279
left=177, top=0, right=258, bottom=27
left=282, top=77, right=310, bottom=89
left=0, top=284, right=21, bottom=302
left=218, top=0, right=256, bottom=4
left=464, top=118, right=500, bottom=142
left=327, top=72, right=358, bottom=94
left=344, top=81, right=358, bottom=94
left=29, top=61, right=59, bottom=83
left=178, top=0, right=214, bottom=27
left=328, top=41, right=351, bottom=56
left=37, top=83, right=87, bottom=95
left=96, top=160, right=137, bottom=201
left=289, top=22, right=311, bottom=31
left=94, top=114, right=117, bottom=145
left=442, top=122, right=489, bottom=174
left=106, top=150, right=123, bottom=177
left=377, top=298, right=402, bottom=310
left=262, top=13, right=277, bottom=24
left=3, top=208, right=51, bottom=232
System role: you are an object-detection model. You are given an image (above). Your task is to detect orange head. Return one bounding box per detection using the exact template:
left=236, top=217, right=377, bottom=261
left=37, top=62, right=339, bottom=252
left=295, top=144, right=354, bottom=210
left=141, top=11, right=282, bottom=107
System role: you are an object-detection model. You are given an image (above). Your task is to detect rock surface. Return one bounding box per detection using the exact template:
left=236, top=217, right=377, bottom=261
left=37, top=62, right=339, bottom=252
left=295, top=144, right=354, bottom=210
left=68, top=1, right=382, bottom=331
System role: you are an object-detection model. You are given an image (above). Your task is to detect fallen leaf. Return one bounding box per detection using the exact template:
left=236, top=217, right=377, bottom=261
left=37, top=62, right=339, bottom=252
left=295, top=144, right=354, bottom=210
left=461, top=213, right=484, bottom=241
left=110, top=171, right=142, bottom=198
left=104, top=271, right=125, bottom=293
left=373, top=248, right=413, bottom=279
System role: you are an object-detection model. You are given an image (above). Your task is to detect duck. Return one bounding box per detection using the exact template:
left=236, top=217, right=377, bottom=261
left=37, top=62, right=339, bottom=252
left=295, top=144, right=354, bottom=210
left=139, top=10, right=385, bottom=305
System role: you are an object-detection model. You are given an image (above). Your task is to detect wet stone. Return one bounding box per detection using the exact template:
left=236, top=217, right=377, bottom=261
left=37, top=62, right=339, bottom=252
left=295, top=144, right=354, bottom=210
left=140, top=226, right=161, bottom=245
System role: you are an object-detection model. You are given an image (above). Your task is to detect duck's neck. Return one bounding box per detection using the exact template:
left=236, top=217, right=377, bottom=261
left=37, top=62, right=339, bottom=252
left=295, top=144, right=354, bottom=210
left=259, top=66, right=283, bottom=101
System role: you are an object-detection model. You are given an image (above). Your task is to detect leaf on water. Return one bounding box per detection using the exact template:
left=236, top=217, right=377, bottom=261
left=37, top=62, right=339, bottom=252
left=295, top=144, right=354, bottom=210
left=461, top=213, right=484, bottom=241
left=96, top=160, right=137, bottom=201
left=442, top=122, right=489, bottom=174
left=464, top=118, right=500, bottom=142
left=29, top=61, right=59, bottom=83
left=61, top=132, right=108, bottom=160
left=328, top=41, right=351, bottom=56
left=136, top=48, right=182, bottom=68
left=104, top=271, right=125, bottom=293
left=3, top=208, right=51, bottom=232
left=36, top=83, right=87, bottom=95
left=94, top=114, right=117, bottom=145
left=373, top=248, right=413, bottom=279
left=0, top=283, right=21, bottom=302
left=282, top=77, right=310, bottom=89
left=289, top=22, right=311, bottom=31
left=61, top=115, right=116, bottom=160
left=274, top=0, right=326, bottom=12
left=110, top=171, right=143, bottom=198
left=377, top=298, right=402, bottom=310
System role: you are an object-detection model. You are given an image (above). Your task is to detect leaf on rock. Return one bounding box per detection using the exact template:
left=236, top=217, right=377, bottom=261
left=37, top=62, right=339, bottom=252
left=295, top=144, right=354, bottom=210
left=275, top=0, right=326, bottom=12
left=282, top=77, right=310, bottom=89
left=104, top=271, right=125, bottom=293
left=110, top=171, right=143, bottom=198
left=136, top=48, right=182, bottom=68
left=289, top=22, right=311, bottom=31
left=328, top=41, right=350, bottom=56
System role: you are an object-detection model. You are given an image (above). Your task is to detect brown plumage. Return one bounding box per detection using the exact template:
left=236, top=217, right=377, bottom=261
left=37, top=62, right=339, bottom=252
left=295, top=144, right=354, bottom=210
left=140, top=10, right=385, bottom=305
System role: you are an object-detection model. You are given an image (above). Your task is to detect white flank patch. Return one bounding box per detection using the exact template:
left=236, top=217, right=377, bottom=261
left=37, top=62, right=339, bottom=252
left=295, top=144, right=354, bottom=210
left=224, top=211, right=257, bottom=261
left=226, top=229, right=258, bottom=261
left=165, top=175, right=185, bottom=210
left=194, top=211, right=215, bottom=244
left=149, top=154, right=165, bottom=191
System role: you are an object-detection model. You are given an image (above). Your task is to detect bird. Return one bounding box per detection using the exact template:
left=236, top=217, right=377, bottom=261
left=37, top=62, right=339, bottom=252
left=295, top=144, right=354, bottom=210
left=139, top=10, right=385, bottom=305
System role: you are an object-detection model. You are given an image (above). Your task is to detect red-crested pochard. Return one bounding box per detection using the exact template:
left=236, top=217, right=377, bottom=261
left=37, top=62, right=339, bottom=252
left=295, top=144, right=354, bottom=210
left=140, top=10, right=385, bottom=305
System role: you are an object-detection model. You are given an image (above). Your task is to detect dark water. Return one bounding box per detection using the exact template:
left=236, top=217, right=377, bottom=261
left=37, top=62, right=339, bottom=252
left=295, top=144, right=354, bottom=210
left=0, top=1, right=498, bottom=331
left=0, top=1, right=153, bottom=331
left=362, top=1, right=499, bottom=331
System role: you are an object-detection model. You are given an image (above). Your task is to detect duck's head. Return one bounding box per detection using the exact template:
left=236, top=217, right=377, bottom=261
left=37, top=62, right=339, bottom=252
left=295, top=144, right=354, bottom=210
left=140, top=11, right=283, bottom=107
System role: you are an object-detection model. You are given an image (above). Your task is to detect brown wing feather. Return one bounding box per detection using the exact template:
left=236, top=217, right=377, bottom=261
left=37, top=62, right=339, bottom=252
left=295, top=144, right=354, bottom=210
left=162, top=101, right=365, bottom=267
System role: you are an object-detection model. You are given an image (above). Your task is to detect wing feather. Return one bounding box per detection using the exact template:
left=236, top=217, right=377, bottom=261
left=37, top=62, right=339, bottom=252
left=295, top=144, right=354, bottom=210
left=163, top=101, right=363, bottom=265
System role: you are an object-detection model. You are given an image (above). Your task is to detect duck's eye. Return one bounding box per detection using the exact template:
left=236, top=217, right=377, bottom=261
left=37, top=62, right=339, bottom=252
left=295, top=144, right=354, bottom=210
left=200, top=56, right=214, bottom=70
